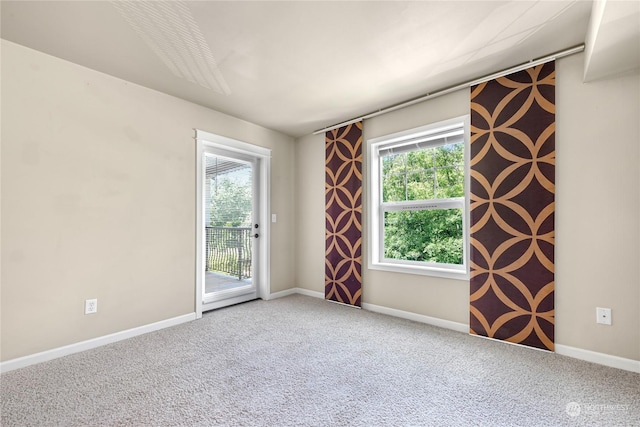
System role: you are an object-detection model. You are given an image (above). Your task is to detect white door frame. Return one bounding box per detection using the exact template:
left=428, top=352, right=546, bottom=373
left=195, top=129, right=271, bottom=319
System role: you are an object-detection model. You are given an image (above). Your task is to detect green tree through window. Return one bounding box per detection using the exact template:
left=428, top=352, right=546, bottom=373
left=209, top=172, right=252, bottom=227
left=381, top=143, right=464, bottom=264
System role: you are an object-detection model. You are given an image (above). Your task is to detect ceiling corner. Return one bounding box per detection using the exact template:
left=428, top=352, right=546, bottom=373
left=584, top=0, right=640, bottom=82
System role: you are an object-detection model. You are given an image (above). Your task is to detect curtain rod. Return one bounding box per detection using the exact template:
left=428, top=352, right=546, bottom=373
left=313, top=44, right=584, bottom=135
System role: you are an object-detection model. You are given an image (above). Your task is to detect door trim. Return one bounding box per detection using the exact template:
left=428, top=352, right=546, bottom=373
left=195, top=129, right=271, bottom=318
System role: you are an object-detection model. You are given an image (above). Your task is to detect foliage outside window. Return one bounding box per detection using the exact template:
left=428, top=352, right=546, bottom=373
left=209, top=174, right=252, bottom=227
left=205, top=155, right=253, bottom=228
left=368, top=117, right=469, bottom=279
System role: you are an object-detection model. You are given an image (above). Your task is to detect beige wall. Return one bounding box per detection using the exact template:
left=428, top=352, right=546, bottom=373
left=295, top=53, right=640, bottom=361
left=294, top=133, right=326, bottom=291
left=1, top=40, right=295, bottom=361
left=555, top=53, right=639, bottom=360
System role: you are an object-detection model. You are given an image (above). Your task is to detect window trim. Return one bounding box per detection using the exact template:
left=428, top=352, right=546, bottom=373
left=367, top=116, right=470, bottom=280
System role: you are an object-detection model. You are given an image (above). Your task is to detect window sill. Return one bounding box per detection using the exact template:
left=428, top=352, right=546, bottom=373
left=369, top=261, right=469, bottom=281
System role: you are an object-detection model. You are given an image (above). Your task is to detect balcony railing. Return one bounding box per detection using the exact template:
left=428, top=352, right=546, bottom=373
left=205, top=227, right=252, bottom=280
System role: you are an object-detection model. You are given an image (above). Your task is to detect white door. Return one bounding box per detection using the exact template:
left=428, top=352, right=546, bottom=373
left=196, top=131, right=270, bottom=315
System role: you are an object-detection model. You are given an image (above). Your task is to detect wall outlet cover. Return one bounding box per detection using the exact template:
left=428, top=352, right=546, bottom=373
left=596, top=307, right=611, bottom=325
left=85, top=299, right=98, bottom=315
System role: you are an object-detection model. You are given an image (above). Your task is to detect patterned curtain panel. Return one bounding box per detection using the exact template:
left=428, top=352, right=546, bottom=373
left=469, top=62, right=555, bottom=351
left=325, top=122, right=363, bottom=307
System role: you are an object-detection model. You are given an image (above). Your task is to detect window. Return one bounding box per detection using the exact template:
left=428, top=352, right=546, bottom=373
left=368, top=116, right=469, bottom=279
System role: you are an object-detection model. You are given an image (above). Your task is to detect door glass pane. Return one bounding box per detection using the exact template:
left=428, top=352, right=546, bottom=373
left=204, top=154, right=253, bottom=296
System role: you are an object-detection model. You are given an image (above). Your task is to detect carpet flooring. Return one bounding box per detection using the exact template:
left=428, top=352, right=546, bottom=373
left=1, top=294, right=639, bottom=426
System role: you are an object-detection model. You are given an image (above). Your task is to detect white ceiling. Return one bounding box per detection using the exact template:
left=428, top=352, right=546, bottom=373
left=1, top=1, right=638, bottom=137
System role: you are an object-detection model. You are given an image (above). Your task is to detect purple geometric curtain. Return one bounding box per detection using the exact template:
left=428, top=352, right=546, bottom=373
left=325, top=122, right=363, bottom=307
left=469, top=62, right=556, bottom=351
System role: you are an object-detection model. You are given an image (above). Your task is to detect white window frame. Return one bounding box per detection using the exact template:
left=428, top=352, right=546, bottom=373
left=195, top=129, right=271, bottom=317
left=367, top=116, right=470, bottom=280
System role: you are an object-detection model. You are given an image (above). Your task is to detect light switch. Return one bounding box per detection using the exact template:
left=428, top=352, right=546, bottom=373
left=272, top=214, right=277, bottom=223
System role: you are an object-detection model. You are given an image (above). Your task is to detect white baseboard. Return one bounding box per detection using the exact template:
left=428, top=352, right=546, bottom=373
left=5, top=290, right=638, bottom=375
left=267, top=288, right=299, bottom=300
left=275, top=287, right=468, bottom=332
left=362, top=301, right=469, bottom=333
left=292, top=288, right=325, bottom=299
left=555, top=344, right=640, bottom=373
left=0, top=313, right=196, bottom=373
left=283, top=288, right=640, bottom=373
left=269, top=287, right=324, bottom=300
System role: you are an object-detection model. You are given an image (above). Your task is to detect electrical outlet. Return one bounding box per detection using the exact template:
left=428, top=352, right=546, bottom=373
left=85, top=299, right=98, bottom=315
left=596, top=307, right=611, bottom=325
